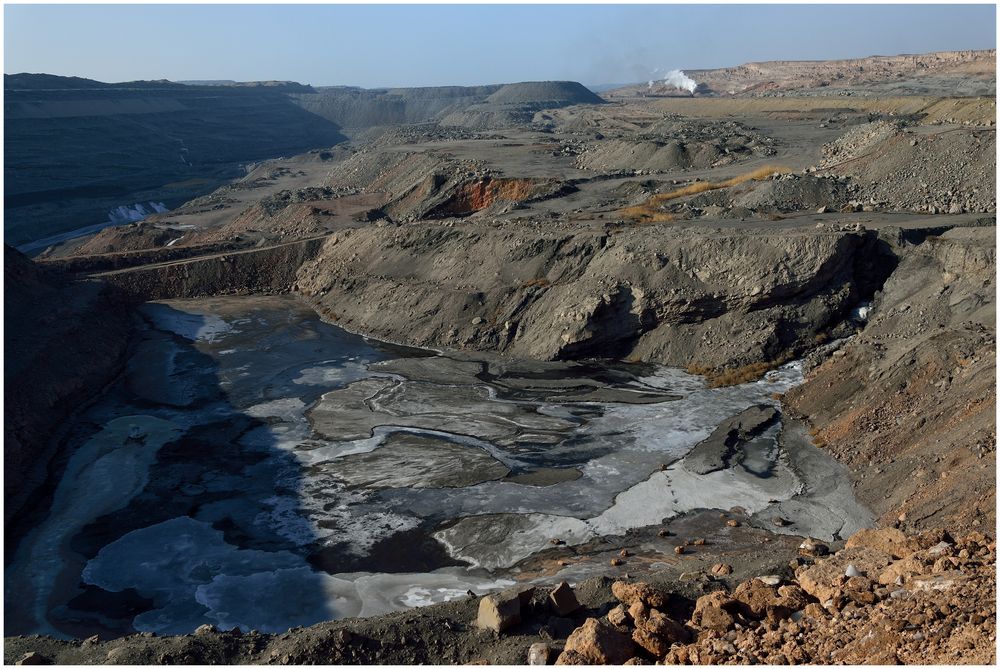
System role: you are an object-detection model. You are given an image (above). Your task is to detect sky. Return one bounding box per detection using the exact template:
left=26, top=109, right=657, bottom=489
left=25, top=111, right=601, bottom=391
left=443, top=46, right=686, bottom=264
left=4, top=3, right=997, bottom=88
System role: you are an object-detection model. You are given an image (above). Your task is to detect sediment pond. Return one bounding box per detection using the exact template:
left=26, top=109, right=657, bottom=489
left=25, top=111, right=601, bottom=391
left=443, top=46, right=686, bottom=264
left=5, top=295, right=870, bottom=639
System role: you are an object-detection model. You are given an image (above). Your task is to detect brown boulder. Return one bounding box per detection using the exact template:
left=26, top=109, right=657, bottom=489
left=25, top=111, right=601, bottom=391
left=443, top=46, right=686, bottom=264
left=554, top=650, right=588, bottom=665
left=611, top=581, right=671, bottom=609
left=477, top=591, right=521, bottom=632
left=732, top=578, right=787, bottom=619
left=801, top=602, right=828, bottom=620
left=691, top=591, right=739, bottom=632
left=632, top=607, right=690, bottom=654
left=710, top=563, right=733, bottom=576
left=606, top=604, right=630, bottom=629
left=632, top=627, right=671, bottom=658
left=556, top=618, right=636, bottom=665
left=627, top=601, right=648, bottom=626
left=844, top=528, right=916, bottom=559
left=549, top=581, right=582, bottom=616
left=776, top=584, right=812, bottom=611
left=796, top=548, right=892, bottom=603
left=644, top=608, right=687, bottom=638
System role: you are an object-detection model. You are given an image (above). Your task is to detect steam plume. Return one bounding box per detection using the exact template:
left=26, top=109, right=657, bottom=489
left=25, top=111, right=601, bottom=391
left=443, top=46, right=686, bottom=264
left=661, top=69, right=697, bottom=93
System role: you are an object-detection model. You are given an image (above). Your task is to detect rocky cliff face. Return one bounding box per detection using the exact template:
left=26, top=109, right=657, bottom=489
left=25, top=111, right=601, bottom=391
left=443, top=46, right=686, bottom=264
left=294, top=222, right=892, bottom=370
left=784, top=226, right=996, bottom=533
left=4, top=246, right=133, bottom=524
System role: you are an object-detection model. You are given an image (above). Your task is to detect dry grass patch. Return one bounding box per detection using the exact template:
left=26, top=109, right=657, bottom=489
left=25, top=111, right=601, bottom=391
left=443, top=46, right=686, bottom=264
left=686, top=350, right=795, bottom=388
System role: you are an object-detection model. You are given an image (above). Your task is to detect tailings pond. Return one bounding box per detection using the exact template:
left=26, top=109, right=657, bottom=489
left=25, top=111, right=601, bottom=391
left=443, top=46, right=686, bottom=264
left=5, top=295, right=870, bottom=639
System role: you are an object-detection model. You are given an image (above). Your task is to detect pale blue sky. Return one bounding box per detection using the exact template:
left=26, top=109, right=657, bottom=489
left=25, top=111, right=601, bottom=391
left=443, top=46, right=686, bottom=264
left=4, top=4, right=996, bottom=88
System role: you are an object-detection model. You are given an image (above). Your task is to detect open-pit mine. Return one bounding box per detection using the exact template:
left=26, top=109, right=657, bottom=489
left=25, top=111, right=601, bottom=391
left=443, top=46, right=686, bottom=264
left=4, top=49, right=996, bottom=665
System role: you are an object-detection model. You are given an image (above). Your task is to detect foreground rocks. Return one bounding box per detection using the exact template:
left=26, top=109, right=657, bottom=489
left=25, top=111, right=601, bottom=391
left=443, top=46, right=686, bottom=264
left=3, top=503, right=994, bottom=666
left=549, top=528, right=995, bottom=665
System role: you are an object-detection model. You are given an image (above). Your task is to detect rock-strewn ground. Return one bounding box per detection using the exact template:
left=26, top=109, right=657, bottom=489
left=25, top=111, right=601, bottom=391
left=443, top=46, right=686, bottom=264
left=784, top=226, right=996, bottom=534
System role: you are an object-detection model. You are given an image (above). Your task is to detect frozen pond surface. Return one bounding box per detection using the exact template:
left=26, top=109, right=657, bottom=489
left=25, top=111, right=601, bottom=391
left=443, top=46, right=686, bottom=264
left=5, top=295, right=870, bottom=639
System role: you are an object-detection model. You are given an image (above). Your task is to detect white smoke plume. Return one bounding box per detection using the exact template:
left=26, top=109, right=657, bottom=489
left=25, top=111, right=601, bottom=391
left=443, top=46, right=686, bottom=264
left=661, top=69, right=697, bottom=93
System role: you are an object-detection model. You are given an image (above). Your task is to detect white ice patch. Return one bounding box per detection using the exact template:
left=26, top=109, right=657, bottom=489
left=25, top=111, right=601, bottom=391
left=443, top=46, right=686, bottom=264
left=141, top=304, right=234, bottom=343
left=82, top=516, right=515, bottom=633
left=423, top=362, right=809, bottom=567
left=108, top=201, right=168, bottom=224
left=435, top=513, right=594, bottom=570
left=589, top=456, right=802, bottom=536
left=82, top=517, right=347, bottom=634
left=6, top=416, right=184, bottom=635
left=851, top=302, right=873, bottom=323
left=245, top=398, right=307, bottom=422
left=293, top=361, right=371, bottom=387
left=349, top=570, right=516, bottom=618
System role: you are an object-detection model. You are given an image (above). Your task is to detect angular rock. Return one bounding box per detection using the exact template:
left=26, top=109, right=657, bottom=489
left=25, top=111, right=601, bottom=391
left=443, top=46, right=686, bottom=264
left=798, top=538, right=829, bottom=556
left=528, top=642, right=555, bottom=665
left=732, top=578, right=785, bottom=619
left=632, top=627, right=672, bottom=658
left=15, top=653, right=51, bottom=666
left=710, top=563, right=733, bottom=576
left=691, top=591, right=739, bottom=632
left=549, top=581, right=582, bottom=616
left=627, top=601, right=648, bottom=627
left=554, top=650, right=588, bottom=665
left=698, top=605, right=736, bottom=633
left=478, top=590, right=521, bottom=632
left=515, top=585, right=538, bottom=607
left=557, top=618, right=635, bottom=665
left=777, top=584, right=812, bottom=611
left=606, top=604, right=630, bottom=628
left=637, top=607, right=689, bottom=643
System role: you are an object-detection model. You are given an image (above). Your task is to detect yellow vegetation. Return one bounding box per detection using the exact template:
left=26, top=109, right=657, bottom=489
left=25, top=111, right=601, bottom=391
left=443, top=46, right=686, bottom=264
left=686, top=350, right=795, bottom=388
left=619, top=165, right=790, bottom=223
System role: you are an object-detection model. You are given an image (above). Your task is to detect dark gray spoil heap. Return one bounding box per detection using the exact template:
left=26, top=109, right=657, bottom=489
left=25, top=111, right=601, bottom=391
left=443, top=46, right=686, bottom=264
left=483, top=81, right=605, bottom=106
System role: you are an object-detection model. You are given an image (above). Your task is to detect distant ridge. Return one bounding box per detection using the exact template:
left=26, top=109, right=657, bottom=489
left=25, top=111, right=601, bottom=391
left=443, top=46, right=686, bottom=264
left=5, top=73, right=315, bottom=93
